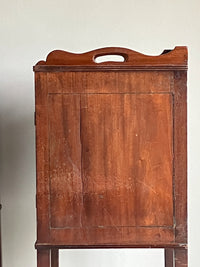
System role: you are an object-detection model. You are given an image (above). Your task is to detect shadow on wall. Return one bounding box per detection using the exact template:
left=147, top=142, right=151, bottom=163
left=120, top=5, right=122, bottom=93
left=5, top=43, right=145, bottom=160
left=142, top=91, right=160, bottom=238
left=0, top=104, right=36, bottom=266
left=0, top=111, right=35, bottom=199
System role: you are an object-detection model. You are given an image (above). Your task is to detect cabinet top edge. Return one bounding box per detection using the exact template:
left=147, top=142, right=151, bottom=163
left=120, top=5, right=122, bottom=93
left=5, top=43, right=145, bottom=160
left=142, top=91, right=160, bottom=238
left=33, top=46, right=188, bottom=71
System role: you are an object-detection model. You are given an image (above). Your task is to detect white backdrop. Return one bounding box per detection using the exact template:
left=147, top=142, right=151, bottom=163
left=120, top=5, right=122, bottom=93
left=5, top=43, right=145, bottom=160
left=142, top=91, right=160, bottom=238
left=0, top=0, right=200, bottom=266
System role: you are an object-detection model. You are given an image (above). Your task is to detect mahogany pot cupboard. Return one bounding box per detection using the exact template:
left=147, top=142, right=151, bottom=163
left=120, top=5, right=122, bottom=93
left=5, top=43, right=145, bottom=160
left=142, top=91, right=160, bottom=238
left=33, top=47, right=187, bottom=267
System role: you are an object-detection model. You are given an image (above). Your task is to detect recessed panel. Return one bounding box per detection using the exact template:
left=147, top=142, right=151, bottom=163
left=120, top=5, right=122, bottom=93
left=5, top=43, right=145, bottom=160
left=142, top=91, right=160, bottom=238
left=49, top=93, right=173, bottom=229
left=80, top=94, right=173, bottom=227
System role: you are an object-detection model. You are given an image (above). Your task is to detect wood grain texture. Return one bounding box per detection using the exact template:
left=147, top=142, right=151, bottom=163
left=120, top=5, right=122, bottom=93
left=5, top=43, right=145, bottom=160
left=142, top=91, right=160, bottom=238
left=37, top=250, right=50, bottom=267
left=47, top=93, right=173, bottom=229
left=34, top=47, right=187, bottom=71
left=80, top=94, right=173, bottom=228
left=164, top=248, right=188, bottom=267
left=173, top=71, right=187, bottom=243
left=174, top=248, right=188, bottom=267
left=34, top=47, right=187, bottom=252
left=44, top=92, right=174, bottom=245
left=51, top=249, right=59, bottom=267
left=165, top=249, right=174, bottom=267
left=46, top=71, right=173, bottom=94
left=49, top=227, right=174, bottom=246
left=35, top=73, right=50, bottom=243
left=48, top=94, right=82, bottom=228
left=36, top=242, right=186, bottom=249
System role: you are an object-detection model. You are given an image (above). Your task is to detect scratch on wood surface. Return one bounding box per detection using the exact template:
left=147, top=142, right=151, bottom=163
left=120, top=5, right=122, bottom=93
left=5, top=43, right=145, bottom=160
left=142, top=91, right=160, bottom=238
left=67, top=155, right=81, bottom=177
left=66, top=153, right=84, bottom=227
left=137, top=180, right=157, bottom=195
left=103, top=207, right=121, bottom=233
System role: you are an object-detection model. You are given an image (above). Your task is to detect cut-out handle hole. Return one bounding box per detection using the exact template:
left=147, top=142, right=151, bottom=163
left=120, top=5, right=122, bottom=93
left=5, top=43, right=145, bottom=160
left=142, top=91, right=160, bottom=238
left=95, top=55, right=125, bottom=63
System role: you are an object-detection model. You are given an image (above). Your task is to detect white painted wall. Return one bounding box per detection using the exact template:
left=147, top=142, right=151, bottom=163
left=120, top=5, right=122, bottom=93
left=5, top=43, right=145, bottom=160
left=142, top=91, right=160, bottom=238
left=0, top=0, right=199, bottom=266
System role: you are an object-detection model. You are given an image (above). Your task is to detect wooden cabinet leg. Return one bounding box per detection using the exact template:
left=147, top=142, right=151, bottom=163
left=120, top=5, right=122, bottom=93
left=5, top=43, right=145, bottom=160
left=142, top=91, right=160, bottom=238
left=165, top=248, right=187, bottom=267
left=165, top=249, right=174, bottom=267
left=51, top=249, right=59, bottom=267
left=174, top=248, right=188, bottom=267
left=37, top=249, right=50, bottom=267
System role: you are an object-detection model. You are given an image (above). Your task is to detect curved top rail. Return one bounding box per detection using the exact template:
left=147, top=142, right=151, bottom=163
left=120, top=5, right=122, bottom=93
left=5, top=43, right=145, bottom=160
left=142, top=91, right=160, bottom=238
left=34, top=46, right=188, bottom=71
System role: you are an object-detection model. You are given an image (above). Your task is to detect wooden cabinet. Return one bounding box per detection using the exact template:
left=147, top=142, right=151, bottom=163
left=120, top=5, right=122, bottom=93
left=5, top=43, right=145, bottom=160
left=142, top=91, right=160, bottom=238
left=34, top=47, right=187, bottom=267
